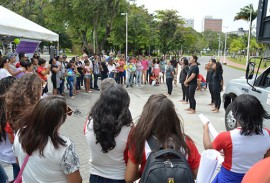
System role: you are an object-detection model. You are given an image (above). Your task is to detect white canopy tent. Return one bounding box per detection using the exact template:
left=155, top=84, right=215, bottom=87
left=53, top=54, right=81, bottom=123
left=0, top=5, right=59, bottom=42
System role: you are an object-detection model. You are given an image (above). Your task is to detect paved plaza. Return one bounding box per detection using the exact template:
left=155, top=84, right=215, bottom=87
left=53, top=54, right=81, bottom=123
left=3, top=56, right=248, bottom=182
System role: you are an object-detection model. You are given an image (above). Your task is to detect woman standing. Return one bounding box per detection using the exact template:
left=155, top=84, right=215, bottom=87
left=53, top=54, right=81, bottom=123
left=211, top=62, right=223, bottom=113
left=125, top=94, right=201, bottom=183
left=37, top=58, right=50, bottom=95
left=0, top=76, right=18, bottom=183
left=184, top=55, right=199, bottom=114
left=141, top=56, right=148, bottom=84
left=136, top=59, right=143, bottom=87
left=50, top=58, right=61, bottom=95
left=203, top=94, right=270, bottom=183
left=108, top=59, right=116, bottom=79
left=84, top=85, right=132, bottom=183
left=14, top=96, right=82, bottom=183
left=179, top=57, right=189, bottom=103
left=5, top=74, right=42, bottom=131
left=165, top=61, right=175, bottom=96
left=159, top=58, right=166, bottom=83
left=206, top=59, right=216, bottom=106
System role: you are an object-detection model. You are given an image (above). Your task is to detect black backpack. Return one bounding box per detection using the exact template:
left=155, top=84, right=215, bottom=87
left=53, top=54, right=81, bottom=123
left=140, top=136, right=195, bottom=183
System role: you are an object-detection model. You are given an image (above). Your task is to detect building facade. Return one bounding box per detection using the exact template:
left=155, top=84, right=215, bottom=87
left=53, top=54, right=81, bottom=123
left=184, top=19, right=194, bottom=29
left=203, top=16, right=222, bottom=32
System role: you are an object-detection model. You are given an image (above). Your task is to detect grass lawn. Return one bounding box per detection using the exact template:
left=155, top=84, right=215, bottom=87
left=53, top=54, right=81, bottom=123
left=228, top=57, right=269, bottom=68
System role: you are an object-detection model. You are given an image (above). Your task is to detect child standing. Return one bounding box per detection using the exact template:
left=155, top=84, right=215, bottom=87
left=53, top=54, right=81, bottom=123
left=66, top=63, right=75, bottom=99
left=84, top=60, right=92, bottom=93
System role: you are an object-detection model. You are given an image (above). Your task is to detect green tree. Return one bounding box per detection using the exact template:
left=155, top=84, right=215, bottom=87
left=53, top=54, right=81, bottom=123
left=155, top=10, right=183, bottom=54
left=229, top=38, right=245, bottom=57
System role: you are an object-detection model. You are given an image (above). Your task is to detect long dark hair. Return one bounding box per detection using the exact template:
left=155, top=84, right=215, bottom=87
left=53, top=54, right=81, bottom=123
left=16, top=96, right=67, bottom=156
left=232, top=94, right=270, bottom=135
left=215, top=62, right=223, bottom=76
left=0, top=77, right=16, bottom=142
left=129, top=94, right=190, bottom=163
left=88, top=85, right=132, bottom=153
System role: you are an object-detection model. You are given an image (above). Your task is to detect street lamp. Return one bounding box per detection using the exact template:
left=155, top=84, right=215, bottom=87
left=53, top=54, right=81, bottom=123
left=217, top=34, right=222, bottom=61
left=246, top=9, right=252, bottom=67
left=121, top=12, right=128, bottom=62
left=223, top=26, right=228, bottom=65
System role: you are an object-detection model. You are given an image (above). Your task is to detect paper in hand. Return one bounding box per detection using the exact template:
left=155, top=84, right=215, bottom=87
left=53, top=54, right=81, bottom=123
left=199, top=114, right=219, bottom=139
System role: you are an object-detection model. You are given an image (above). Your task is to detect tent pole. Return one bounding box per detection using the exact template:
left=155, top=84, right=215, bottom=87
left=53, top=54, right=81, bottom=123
left=57, top=42, right=60, bottom=56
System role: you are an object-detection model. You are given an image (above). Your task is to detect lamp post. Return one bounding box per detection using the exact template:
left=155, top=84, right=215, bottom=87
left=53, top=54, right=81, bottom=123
left=223, top=26, right=228, bottom=65
left=218, top=34, right=221, bottom=61
left=223, top=32, right=228, bottom=65
left=246, top=9, right=252, bottom=67
left=121, top=12, right=128, bottom=62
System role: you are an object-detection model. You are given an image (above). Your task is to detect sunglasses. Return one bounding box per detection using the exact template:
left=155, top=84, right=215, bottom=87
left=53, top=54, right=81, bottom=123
left=66, top=106, right=73, bottom=116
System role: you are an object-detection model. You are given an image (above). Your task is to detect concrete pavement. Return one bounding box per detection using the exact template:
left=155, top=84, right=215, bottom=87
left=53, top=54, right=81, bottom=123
left=3, top=56, right=245, bottom=182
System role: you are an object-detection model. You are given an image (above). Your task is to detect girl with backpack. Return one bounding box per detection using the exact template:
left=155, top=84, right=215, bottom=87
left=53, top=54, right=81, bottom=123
left=125, top=94, right=201, bottom=183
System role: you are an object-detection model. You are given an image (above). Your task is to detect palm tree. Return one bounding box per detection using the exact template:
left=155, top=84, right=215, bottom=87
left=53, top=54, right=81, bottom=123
left=234, top=4, right=257, bottom=24
left=234, top=4, right=257, bottom=66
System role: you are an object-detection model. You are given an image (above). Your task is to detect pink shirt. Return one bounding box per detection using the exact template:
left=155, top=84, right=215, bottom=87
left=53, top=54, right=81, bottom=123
left=141, top=60, right=148, bottom=70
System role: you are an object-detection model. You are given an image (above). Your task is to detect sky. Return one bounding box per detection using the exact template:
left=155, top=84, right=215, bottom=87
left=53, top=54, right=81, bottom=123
left=134, top=0, right=259, bottom=32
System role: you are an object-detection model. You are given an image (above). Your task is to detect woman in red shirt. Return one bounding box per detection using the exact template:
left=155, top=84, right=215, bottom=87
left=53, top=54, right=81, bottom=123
left=125, top=94, right=201, bottom=183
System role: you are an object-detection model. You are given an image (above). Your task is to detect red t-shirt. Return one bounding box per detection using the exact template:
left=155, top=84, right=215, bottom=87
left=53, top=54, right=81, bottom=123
left=37, top=66, right=47, bottom=81
left=197, top=74, right=206, bottom=82
left=128, top=137, right=201, bottom=175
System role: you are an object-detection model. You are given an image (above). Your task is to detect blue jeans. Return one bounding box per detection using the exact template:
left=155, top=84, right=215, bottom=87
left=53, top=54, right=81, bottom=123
left=136, top=70, right=142, bottom=85
left=90, top=174, right=125, bottom=183
left=0, top=164, right=8, bottom=183
left=12, top=163, right=20, bottom=180
left=67, top=78, right=74, bottom=97
left=58, top=79, right=64, bottom=94
left=126, top=72, right=134, bottom=86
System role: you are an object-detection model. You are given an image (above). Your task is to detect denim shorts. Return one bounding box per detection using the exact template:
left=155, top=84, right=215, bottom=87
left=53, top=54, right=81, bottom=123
left=85, top=75, right=91, bottom=79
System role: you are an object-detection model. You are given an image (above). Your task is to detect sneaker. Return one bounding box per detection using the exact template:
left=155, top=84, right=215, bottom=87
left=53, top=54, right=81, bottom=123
left=70, top=96, right=75, bottom=99
left=136, top=84, right=139, bottom=87
left=94, top=88, right=100, bottom=91
left=126, top=85, right=129, bottom=88
left=130, top=85, right=133, bottom=87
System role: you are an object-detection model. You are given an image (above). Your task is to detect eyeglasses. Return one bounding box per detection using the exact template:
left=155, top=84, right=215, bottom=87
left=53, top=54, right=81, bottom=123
left=66, top=106, right=73, bottom=116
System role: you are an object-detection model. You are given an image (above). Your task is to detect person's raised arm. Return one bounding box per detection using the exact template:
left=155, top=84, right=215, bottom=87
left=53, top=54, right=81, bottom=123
left=203, top=123, right=213, bottom=149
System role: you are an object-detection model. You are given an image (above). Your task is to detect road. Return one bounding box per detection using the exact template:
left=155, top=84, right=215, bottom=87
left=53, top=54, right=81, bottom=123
left=2, top=56, right=248, bottom=182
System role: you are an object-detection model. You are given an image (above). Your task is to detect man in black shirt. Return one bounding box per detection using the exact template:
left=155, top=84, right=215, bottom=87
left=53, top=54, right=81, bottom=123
left=184, top=55, right=199, bottom=114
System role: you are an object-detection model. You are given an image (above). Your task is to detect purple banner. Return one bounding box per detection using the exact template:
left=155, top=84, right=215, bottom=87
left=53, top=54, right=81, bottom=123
left=16, top=41, right=39, bottom=54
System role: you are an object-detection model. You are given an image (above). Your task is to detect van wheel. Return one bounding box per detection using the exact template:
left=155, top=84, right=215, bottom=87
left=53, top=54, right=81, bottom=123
left=225, top=103, right=237, bottom=131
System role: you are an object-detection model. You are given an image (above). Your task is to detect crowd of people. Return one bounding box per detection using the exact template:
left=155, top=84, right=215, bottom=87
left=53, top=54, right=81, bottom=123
left=0, top=50, right=270, bottom=183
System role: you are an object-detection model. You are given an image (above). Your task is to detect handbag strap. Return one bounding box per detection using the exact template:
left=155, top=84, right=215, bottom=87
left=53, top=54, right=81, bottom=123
left=16, top=155, right=30, bottom=179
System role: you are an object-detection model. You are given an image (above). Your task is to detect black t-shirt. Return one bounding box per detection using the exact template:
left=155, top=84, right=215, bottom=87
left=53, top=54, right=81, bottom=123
left=170, top=60, right=178, bottom=68
left=51, top=64, right=58, bottom=75
left=76, top=61, right=84, bottom=75
left=187, top=65, right=199, bottom=85
left=179, top=65, right=189, bottom=84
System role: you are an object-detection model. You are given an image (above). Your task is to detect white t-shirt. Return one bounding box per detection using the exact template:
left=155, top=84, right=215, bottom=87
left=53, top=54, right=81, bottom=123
left=84, top=119, right=131, bottom=180
left=0, top=68, right=11, bottom=80
left=0, top=134, right=16, bottom=164
left=14, top=133, right=80, bottom=183
left=108, top=64, right=116, bottom=74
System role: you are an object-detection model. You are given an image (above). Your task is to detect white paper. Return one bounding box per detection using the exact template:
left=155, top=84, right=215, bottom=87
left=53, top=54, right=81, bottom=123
left=199, top=114, right=218, bottom=139
left=196, top=149, right=224, bottom=183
